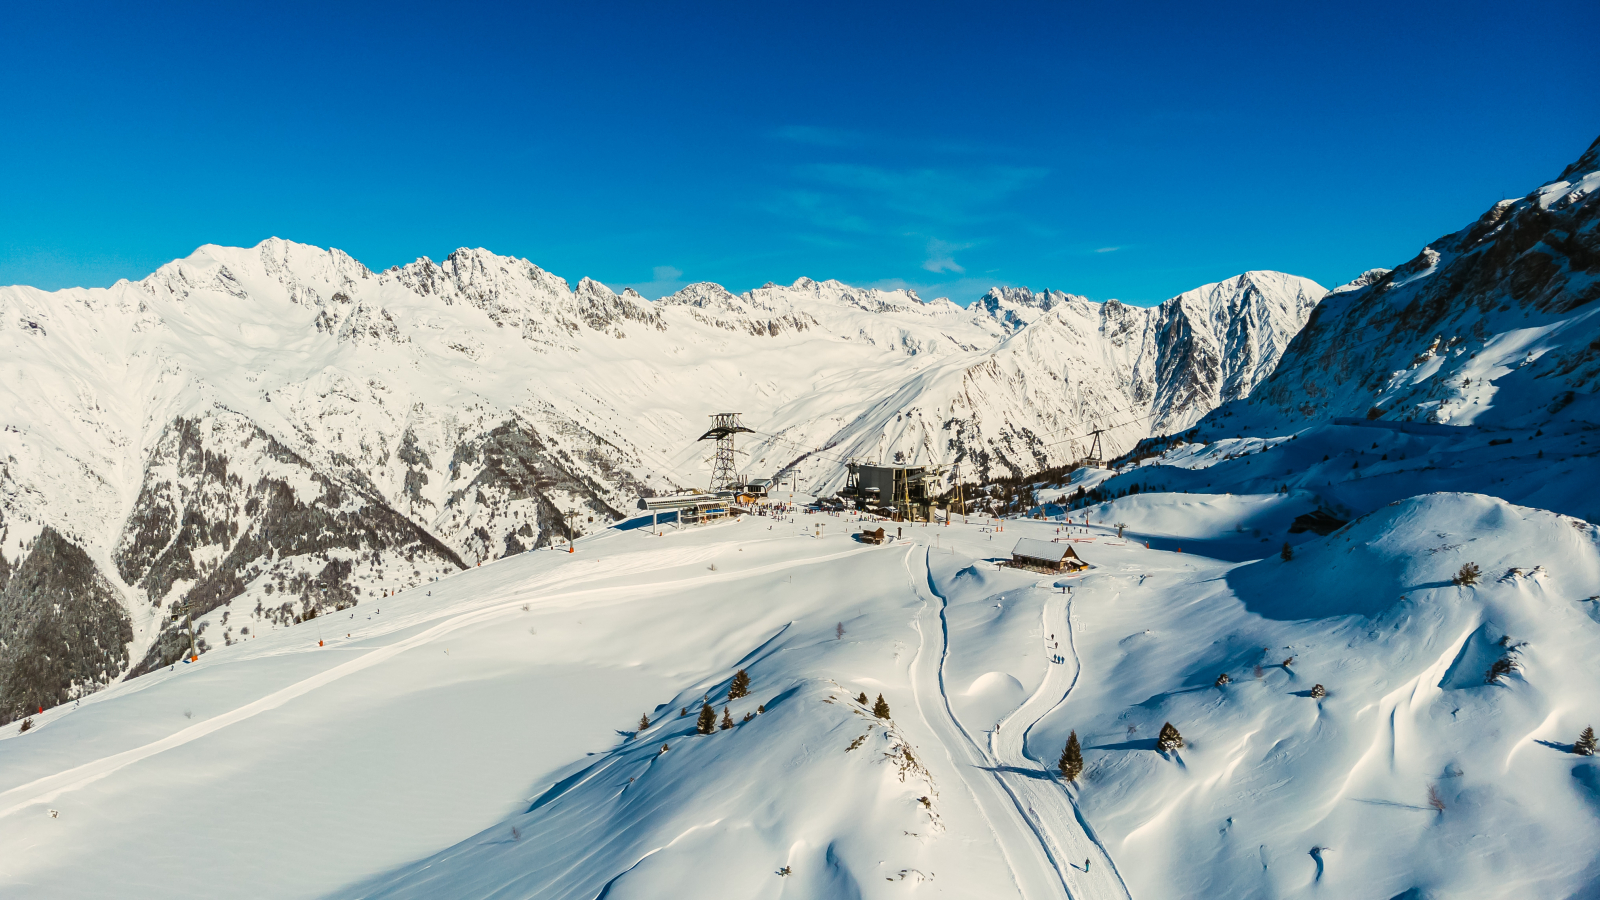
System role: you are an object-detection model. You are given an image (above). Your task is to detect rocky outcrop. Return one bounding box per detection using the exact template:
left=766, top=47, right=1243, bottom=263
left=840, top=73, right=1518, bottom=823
left=1236, top=132, right=1600, bottom=429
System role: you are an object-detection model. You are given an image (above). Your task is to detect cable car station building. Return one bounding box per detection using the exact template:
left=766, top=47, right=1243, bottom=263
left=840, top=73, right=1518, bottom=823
left=842, top=462, right=944, bottom=522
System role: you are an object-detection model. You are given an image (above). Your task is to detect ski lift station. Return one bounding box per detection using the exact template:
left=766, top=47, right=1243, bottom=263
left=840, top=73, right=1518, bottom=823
left=841, top=462, right=944, bottom=523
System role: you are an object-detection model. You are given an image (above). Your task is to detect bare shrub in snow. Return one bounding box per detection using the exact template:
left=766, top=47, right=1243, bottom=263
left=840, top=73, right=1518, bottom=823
left=1058, top=730, right=1084, bottom=782
left=836, top=622, right=845, bottom=640
left=873, top=694, right=891, bottom=718
left=18, top=717, right=32, bottom=733
left=1253, top=665, right=1264, bottom=679
left=1453, top=562, right=1482, bottom=586
left=1427, top=783, right=1446, bottom=811
left=1157, top=722, right=1184, bottom=752
left=1575, top=726, right=1597, bottom=756
left=510, top=825, right=521, bottom=841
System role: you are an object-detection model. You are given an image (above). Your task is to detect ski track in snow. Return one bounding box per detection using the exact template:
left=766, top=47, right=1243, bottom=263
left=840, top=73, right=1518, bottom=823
left=904, top=544, right=1058, bottom=900
left=993, top=587, right=1133, bottom=899
left=905, top=543, right=1137, bottom=900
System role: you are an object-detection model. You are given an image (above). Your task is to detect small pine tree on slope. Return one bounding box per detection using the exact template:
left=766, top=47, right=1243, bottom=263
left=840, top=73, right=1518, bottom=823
left=1059, top=730, right=1084, bottom=782
left=696, top=702, right=717, bottom=735
left=638, top=713, right=650, bottom=731
left=1576, top=726, right=1597, bottom=756
left=720, top=706, right=734, bottom=730
left=729, top=669, right=751, bottom=699
left=1157, top=722, right=1184, bottom=752
left=873, top=694, right=891, bottom=718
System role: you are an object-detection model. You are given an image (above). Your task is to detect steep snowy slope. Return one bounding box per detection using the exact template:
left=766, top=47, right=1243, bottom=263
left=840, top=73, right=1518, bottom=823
left=0, top=244, right=1319, bottom=718
left=1238, top=132, right=1600, bottom=430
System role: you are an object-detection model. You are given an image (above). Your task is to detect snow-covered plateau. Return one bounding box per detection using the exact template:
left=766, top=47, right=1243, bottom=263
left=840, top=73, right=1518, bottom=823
left=2, top=133, right=1599, bottom=899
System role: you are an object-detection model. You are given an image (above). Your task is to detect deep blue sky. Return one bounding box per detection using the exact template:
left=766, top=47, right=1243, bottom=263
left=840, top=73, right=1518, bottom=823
left=3, top=2, right=1595, bottom=305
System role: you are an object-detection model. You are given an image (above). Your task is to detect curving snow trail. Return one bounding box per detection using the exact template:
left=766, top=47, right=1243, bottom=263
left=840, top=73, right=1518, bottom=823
left=904, top=548, right=1065, bottom=900
left=993, top=588, right=1133, bottom=899
left=906, top=545, right=1132, bottom=900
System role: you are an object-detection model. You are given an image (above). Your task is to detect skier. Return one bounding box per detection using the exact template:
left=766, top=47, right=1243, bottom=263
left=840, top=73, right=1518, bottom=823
left=1085, top=859, right=1091, bottom=872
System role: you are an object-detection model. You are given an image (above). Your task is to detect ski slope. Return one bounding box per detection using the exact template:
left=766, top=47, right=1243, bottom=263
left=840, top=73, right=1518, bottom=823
left=4, top=485, right=1597, bottom=898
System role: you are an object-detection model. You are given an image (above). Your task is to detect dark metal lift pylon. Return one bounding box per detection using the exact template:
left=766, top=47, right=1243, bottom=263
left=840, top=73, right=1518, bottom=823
left=698, top=413, right=754, bottom=491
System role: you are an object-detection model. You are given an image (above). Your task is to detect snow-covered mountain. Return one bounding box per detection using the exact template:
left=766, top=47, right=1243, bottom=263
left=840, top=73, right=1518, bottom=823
left=8, top=138, right=1600, bottom=900
left=1232, top=133, right=1600, bottom=432
left=0, top=243, right=1319, bottom=715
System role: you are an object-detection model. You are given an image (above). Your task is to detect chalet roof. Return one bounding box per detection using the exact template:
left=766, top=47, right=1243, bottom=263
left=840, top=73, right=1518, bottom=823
left=1011, top=538, right=1079, bottom=562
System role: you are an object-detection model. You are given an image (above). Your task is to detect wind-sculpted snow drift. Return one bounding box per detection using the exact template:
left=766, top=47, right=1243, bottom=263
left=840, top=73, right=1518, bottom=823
left=0, top=243, right=1317, bottom=717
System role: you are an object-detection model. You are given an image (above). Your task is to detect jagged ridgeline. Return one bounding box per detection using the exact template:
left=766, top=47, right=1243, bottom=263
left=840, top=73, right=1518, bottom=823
left=0, top=238, right=1319, bottom=713
left=1236, top=133, right=1600, bottom=430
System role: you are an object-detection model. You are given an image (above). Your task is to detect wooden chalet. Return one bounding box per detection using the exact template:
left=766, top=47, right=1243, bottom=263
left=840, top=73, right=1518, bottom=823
left=1008, top=538, right=1087, bottom=573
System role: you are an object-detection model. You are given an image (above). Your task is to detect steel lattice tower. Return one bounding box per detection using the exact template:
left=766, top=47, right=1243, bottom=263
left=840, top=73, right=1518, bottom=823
left=697, top=413, right=754, bottom=490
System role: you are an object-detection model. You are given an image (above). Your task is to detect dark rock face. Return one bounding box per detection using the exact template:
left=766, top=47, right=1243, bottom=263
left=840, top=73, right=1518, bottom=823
left=116, top=413, right=467, bottom=678
left=0, top=527, right=132, bottom=724
left=441, top=420, right=651, bottom=560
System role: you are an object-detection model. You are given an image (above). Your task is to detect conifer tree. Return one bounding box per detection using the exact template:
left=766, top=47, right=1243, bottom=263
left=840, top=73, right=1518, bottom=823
left=638, top=713, right=650, bottom=731
left=1214, top=672, right=1230, bottom=686
left=729, top=669, right=751, bottom=699
left=873, top=694, right=891, bottom=718
left=696, top=702, right=717, bottom=735
left=1452, top=562, right=1481, bottom=586
left=857, top=692, right=869, bottom=705
left=1280, top=542, right=1294, bottom=562
left=1575, top=726, right=1597, bottom=756
left=1058, top=730, right=1084, bottom=782
left=1485, top=655, right=1517, bottom=684
left=720, top=706, right=734, bottom=730
left=1310, top=684, right=1326, bottom=699
left=1157, top=721, right=1184, bottom=752
left=757, top=704, right=766, bottom=714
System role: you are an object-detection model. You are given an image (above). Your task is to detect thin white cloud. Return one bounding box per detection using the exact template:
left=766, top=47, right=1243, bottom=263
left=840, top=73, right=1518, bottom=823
left=1095, top=246, right=1120, bottom=254
left=922, top=237, right=970, bottom=274
left=617, top=265, right=688, bottom=300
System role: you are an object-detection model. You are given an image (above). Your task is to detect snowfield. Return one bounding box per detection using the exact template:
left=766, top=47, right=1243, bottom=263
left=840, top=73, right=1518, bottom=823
left=4, top=489, right=1597, bottom=899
